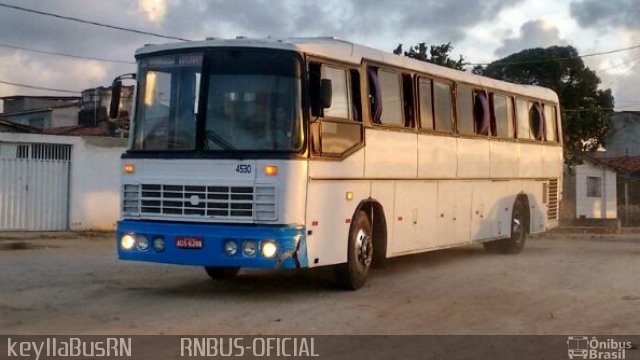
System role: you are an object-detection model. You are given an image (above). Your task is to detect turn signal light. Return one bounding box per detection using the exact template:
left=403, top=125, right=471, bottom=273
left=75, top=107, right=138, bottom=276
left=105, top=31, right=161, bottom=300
left=264, top=165, right=278, bottom=176
left=124, top=163, right=135, bottom=174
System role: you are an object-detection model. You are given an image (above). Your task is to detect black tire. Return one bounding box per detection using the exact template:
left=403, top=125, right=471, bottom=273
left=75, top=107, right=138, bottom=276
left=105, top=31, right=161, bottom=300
left=204, top=266, right=240, bottom=280
left=501, top=198, right=528, bottom=254
left=334, top=211, right=373, bottom=290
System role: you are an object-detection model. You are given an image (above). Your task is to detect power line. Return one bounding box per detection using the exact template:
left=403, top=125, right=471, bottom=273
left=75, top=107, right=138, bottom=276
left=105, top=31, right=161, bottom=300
left=0, top=2, right=191, bottom=42
left=468, top=43, right=640, bottom=66
left=0, top=79, right=80, bottom=94
left=602, top=60, right=640, bottom=88
left=0, top=43, right=135, bottom=65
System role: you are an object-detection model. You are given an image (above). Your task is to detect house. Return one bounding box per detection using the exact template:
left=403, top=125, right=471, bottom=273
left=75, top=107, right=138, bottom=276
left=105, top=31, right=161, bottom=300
left=599, top=111, right=640, bottom=225
left=562, top=156, right=617, bottom=220
left=1, top=103, right=81, bottom=129
left=1, top=95, right=81, bottom=129
left=0, top=118, right=40, bottom=133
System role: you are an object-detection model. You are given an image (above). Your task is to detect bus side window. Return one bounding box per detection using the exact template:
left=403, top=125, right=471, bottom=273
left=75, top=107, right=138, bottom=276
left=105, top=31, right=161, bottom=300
left=492, top=94, right=513, bottom=138
left=418, top=78, right=434, bottom=130
left=377, top=69, right=404, bottom=126
left=529, top=101, right=545, bottom=141
left=321, top=65, right=351, bottom=120
left=402, top=73, right=414, bottom=128
left=433, top=81, right=453, bottom=132
left=544, top=103, right=557, bottom=142
left=310, top=62, right=363, bottom=156
left=457, top=85, right=474, bottom=135
left=516, top=98, right=530, bottom=139
left=350, top=69, right=362, bottom=122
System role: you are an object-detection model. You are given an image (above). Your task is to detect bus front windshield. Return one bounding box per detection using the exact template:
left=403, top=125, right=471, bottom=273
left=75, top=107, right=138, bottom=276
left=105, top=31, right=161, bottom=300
left=132, top=50, right=304, bottom=153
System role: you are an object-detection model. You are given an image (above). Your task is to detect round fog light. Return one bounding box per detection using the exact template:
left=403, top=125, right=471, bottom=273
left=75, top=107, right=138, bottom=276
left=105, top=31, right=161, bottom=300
left=261, top=240, right=278, bottom=259
left=153, top=237, right=165, bottom=252
left=242, top=240, right=258, bottom=257
left=121, top=234, right=136, bottom=250
left=224, top=240, right=238, bottom=256
left=137, top=236, right=149, bottom=251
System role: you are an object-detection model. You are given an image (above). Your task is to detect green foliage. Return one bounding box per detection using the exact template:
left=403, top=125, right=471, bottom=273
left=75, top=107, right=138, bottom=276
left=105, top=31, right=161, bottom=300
left=474, top=46, right=614, bottom=163
left=394, top=42, right=467, bottom=70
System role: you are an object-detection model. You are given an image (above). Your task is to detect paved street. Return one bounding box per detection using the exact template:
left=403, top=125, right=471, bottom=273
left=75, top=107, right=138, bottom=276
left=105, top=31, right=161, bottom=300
left=1, top=232, right=639, bottom=335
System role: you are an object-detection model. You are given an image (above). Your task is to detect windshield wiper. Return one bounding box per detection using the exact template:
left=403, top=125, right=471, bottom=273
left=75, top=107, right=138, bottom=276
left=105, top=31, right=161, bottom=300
left=204, top=130, right=237, bottom=151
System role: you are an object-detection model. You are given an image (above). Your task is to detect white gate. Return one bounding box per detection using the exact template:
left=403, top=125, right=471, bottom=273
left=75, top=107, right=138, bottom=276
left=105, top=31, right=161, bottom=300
left=0, top=142, right=71, bottom=231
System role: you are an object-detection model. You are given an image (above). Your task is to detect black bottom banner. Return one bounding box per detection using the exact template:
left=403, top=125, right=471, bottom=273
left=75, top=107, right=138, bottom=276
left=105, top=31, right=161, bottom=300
left=1, top=336, right=637, bottom=360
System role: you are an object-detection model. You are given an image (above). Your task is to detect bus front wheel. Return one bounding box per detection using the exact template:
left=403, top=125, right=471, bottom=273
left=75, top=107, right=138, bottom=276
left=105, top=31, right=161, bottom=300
left=334, top=210, right=373, bottom=290
left=204, top=266, right=240, bottom=280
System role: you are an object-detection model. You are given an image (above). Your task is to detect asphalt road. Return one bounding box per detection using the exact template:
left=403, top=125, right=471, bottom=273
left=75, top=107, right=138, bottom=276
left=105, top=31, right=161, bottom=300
left=1, top=232, right=639, bottom=335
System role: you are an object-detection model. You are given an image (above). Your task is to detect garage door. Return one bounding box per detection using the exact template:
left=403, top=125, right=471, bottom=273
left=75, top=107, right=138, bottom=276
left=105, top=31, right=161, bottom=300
left=0, top=142, right=71, bottom=231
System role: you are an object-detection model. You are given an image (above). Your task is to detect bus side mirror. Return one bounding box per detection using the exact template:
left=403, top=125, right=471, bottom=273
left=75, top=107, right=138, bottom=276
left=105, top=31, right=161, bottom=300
left=109, top=80, right=122, bottom=119
left=319, top=79, right=332, bottom=109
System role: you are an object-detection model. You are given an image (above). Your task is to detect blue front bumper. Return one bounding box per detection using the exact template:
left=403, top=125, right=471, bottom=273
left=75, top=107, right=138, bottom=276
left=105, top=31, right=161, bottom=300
left=116, top=220, right=308, bottom=269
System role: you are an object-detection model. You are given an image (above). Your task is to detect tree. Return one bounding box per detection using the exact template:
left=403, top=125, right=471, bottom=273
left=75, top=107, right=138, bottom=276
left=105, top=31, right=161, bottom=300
left=473, top=46, right=614, bottom=163
left=393, top=42, right=467, bottom=70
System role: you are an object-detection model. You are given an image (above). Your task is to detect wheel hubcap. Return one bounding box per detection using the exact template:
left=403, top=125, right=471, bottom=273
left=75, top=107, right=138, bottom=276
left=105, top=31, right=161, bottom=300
left=355, top=229, right=372, bottom=269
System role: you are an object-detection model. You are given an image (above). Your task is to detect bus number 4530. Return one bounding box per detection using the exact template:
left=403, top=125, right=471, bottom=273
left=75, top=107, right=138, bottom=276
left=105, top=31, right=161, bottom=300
left=236, top=164, right=252, bottom=174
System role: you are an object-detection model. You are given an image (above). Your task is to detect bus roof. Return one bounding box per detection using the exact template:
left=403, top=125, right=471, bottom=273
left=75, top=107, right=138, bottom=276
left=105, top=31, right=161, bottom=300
left=136, top=37, right=559, bottom=103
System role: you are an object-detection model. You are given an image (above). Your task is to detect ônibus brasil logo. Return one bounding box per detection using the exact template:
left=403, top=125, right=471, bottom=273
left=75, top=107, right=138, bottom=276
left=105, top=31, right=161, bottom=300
left=567, top=336, right=633, bottom=359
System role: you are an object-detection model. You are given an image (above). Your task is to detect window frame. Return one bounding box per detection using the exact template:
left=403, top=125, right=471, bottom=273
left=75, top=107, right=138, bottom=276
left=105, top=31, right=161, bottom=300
left=307, top=58, right=365, bottom=160
left=543, top=102, right=559, bottom=143
left=367, top=66, right=410, bottom=129
left=417, top=76, right=435, bottom=131
left=430, top=78, right=455, bottom=135
left=490, top=92, right=515, bottom=140
left=586, top=176, right=602, bottom=198
left=318, top=64, right=352, bottom=121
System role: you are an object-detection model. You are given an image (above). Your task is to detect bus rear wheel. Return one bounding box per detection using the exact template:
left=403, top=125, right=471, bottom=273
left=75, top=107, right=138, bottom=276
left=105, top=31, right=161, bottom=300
left=204, top=266, right=240, bottom=280
left=502, top=198, right=527, bottom=254
left=334, top=210, right=373, bottom=290
left=483, top=198, right=528, bottom=254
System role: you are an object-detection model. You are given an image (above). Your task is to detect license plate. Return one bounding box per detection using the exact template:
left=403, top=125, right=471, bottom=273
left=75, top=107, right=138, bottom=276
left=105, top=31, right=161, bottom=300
left=176, top=236, right=203, bottom=249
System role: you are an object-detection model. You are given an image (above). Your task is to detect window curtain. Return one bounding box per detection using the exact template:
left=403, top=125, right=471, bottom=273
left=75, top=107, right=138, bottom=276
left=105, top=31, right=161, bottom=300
left=367, top=67, right=383, bottom=124
left=476, top=92, right=490, bottom=135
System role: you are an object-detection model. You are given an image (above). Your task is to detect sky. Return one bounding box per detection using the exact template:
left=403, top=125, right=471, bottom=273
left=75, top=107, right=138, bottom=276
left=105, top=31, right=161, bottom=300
left=0, top=0, right=638, bottom=111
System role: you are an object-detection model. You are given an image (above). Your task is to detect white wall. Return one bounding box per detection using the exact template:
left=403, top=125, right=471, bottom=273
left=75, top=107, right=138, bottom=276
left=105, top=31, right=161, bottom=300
left=575, top=162, right=617, bottom=219
left=0, top=133, right=127, bottom=231
left=51, top=106, right=80, bottom=128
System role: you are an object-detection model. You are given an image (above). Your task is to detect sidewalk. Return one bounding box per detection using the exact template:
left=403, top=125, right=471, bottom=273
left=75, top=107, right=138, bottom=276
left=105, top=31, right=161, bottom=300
left=0, top=231, right=114, bottom=241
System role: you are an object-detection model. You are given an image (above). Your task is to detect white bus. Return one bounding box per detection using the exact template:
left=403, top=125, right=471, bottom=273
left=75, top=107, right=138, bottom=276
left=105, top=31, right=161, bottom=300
left=112, top=37, right=562, bottom=290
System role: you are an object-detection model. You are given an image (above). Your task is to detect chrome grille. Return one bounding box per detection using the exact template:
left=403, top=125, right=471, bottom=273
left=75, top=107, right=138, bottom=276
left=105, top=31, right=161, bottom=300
left=547, top=179, right=559, bottom=220
left=122, top=183, right=277, bottom=221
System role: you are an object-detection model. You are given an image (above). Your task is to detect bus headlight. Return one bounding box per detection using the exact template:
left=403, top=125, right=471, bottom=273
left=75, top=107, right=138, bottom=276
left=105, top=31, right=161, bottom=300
left=224, top=240, right=238, bottom=256
left=136, top=236, right=149, bottom=251
left=261, top=240, right=278, bottom=258
left=121, top=234, right=136, bottom=250
left=242, top=240, right=258, bottom=257
left=153, top=237, right=165, bottom=252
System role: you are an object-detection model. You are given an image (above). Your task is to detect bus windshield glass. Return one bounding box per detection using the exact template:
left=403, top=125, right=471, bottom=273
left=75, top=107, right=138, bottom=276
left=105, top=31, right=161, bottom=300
left=131, top=50, right=303, bottom=153
left=133, top=54, right=202, bottom=151
left=204, top=50, right=303, bottom=152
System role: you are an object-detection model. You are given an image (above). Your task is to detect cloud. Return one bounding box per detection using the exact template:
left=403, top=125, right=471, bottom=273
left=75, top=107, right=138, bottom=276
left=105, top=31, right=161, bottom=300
left=138, top=0, right=168, bottom=24
left=570, top=0, right=640, bottom=30
left=494, top=20, right=565, bottom=57
left=0, top=0, right=525, bottom=104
